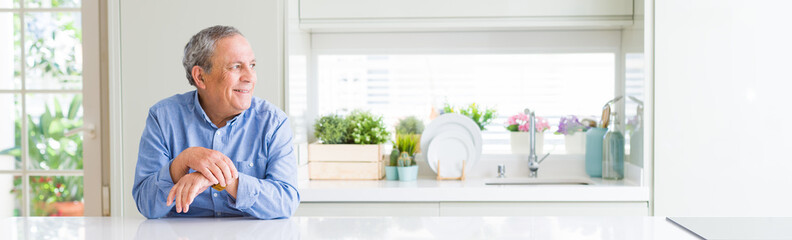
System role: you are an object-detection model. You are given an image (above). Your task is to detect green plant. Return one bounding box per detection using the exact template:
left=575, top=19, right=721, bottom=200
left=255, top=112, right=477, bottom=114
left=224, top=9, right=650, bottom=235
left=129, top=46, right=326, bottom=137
left=389, top=148, right=400, bottom=166
left=314, top=114, right=349, bottom=144
left=0, top=95, right=85, bottom=216
left=313, top=110, right=391, bottom=145
left=347, top=110, right=390, bottom=145
left=395, top=116, right=424, bottom=135
left=392, top=134, right=419, bottom=166
left=443, top=103, right=497, bottom=130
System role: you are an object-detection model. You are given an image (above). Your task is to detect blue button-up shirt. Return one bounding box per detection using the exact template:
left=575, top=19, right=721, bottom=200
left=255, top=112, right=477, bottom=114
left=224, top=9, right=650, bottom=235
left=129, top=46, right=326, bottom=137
left=132, top=90, right=300, bottom=219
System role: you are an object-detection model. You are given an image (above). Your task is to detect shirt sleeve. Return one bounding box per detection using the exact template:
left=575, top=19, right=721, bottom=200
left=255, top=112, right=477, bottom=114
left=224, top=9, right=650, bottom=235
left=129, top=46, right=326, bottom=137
left=132, top=109, right=176, bottom=219
left=227, top=117, right=300, bottom=219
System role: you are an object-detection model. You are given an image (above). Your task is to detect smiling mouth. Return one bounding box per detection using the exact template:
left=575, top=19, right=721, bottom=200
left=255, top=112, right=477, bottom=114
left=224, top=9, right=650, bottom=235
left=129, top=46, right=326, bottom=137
left=233, top=89, right=250, bottom=93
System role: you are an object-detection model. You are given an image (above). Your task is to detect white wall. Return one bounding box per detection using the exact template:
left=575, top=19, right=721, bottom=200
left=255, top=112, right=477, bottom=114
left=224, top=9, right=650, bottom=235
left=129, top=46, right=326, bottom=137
left=117, top=0, right=284, bottom=217
left=655, top=0, right=792, bottom=216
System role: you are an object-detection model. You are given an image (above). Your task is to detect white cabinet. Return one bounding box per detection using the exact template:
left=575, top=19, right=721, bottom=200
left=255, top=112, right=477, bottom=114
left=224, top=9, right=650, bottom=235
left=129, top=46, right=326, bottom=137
left=295, top=203, right=440, bottom=217
left=299, top=0, right=634, bottom=31
left=440, top=202, right=648, bottom=216
left=300, top=0, right=632, bottom=19
left=295, top=202, right=648, bottom=217
left=654, top=0, right=792, bottom=217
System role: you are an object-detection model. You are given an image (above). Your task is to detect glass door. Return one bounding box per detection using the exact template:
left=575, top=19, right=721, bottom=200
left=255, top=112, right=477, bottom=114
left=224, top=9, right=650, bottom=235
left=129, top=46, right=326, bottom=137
left=0, top=0, right=101, bottom=217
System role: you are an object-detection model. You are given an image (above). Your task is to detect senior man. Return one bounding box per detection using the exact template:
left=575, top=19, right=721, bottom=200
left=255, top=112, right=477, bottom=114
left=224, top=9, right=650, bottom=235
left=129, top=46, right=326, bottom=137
left=132, top=25, right=299, bottom=219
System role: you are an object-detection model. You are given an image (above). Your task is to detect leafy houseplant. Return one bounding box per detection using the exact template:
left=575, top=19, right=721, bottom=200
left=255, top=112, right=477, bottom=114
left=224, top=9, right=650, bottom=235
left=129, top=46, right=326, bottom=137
left=443, top=103, right=496, bottom=130
left=1, top=96, right=85, bottom=216
left=313, top=110, right=390, bottom=145
left=346, top=110, right=390, bottom=145
left=394, top=116, right=424, bottom=154
left=505, top=112, right=549, bottom=155
left=309, top=110, right=391, bottom=180
left=395, top=116, right=424, bottom=135
left=314, top=114, right=349, bottom=144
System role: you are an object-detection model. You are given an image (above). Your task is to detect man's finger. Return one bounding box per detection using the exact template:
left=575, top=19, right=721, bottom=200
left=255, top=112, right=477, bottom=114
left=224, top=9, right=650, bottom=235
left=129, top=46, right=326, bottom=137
left=187, top=181, right=200, bottom=207
left=174, top=183, right=184, bottom=213
left=218, top=161, right=233, bottom=187
left=209, top=164, right=226, bottom=187
left=224, top=156, right=238, bottom=179
left=167, top=186, right=176, bottom=206
left=199, top=167, right=219, bottom=185
left=182, top=181, right=192, bottom=213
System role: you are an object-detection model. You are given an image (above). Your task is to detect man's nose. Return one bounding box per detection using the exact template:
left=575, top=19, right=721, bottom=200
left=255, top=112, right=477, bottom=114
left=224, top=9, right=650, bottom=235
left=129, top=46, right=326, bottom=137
left=241, top=65, right=256, bottom=83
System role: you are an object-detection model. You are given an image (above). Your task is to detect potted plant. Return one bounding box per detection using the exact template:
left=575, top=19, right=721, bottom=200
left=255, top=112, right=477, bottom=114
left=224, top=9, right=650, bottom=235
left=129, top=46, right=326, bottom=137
left=392, top=133, right=420, bottom=181
left=506, top=112, right=549, bottom=155
left=394, top=116, right=424, bottom=153
left=443, top=103, right=496, bottom=130
left=308, top=110, right=391, bottom=180
left=386, top=148, right=400, bottom=180
left=555, top=115, right=592, bottom=154
left=1, top=96, right=85, bottom=216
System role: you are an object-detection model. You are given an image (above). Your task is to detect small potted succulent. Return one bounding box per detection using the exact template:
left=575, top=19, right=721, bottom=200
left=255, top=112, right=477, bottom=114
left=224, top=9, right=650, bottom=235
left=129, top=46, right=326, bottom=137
left=506, top=112, right=550, bottom=155
left=391, top=133, right=420, bottom=181
left=555, top=115, right=592, bottom=154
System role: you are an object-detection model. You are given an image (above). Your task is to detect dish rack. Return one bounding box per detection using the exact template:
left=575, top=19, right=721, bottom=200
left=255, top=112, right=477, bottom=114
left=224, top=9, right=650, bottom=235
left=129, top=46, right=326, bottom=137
left=436, top=158, right=466, bottom=180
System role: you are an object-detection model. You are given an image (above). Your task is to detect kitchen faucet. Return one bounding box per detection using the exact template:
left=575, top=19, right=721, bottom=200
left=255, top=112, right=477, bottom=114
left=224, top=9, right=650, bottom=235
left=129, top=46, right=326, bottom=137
left=525, top=108, right=550, bottom=178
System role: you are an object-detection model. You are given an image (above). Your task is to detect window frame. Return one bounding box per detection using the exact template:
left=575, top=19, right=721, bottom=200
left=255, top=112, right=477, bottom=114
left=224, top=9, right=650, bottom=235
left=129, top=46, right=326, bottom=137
left=0, top=0, right=102, bottom=216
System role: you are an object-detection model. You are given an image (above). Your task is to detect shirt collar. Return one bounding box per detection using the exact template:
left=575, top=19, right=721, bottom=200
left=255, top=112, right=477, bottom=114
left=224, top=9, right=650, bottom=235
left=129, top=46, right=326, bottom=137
left=191, top=90, right=247, bottom=128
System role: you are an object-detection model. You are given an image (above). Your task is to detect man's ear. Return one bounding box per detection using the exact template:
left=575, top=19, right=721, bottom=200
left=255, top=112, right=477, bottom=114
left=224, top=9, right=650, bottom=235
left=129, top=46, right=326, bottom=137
left=191, top=66, right=206, bottom=89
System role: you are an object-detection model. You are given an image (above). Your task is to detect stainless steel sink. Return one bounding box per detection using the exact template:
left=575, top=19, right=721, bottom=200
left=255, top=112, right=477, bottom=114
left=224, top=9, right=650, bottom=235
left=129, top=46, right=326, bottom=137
left=484, top=178, right=593, bottom=186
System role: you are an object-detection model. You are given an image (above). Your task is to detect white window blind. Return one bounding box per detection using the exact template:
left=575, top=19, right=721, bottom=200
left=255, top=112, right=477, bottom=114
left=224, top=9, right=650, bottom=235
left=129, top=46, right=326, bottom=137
left=307, top=31, right=626, bottom=154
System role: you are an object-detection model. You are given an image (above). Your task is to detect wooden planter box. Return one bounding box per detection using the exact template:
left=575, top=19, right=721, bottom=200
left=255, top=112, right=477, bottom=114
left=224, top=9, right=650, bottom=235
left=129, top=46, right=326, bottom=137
left=308, top=143, right=386, bottom=180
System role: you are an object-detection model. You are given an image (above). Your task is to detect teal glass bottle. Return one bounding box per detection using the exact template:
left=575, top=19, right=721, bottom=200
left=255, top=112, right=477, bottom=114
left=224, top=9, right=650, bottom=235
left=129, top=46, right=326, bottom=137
left=602, top=112, right=624, bottom=180
left=585, top=127, right=607, bottom=177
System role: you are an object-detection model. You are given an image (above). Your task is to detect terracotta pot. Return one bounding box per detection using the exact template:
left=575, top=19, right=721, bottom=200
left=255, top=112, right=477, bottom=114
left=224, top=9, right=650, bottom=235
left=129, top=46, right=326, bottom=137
left=53, top=201, right=84, bottom=216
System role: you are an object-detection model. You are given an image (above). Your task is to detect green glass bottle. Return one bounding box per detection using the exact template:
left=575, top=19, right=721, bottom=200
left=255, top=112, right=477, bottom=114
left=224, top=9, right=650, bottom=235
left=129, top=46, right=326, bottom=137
left=602, top=111, right=624, bottom=180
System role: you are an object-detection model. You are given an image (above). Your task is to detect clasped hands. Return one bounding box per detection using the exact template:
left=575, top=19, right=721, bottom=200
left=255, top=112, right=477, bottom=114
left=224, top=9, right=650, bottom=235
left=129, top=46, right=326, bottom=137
left=166, top=147, right=239, bottom=213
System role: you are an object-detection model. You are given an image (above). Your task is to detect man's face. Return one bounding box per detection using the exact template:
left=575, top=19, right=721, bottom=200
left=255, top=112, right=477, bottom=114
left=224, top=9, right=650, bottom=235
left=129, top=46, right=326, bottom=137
left=200, top=34, right=257, bottom=114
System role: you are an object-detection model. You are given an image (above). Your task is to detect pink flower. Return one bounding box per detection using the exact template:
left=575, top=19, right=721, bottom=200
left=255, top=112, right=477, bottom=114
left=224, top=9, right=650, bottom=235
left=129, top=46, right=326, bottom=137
left=506, top=113, right=549, bottom=132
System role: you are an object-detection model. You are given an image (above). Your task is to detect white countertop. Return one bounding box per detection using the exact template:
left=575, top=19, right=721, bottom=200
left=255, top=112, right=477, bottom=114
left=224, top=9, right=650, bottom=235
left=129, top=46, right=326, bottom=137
left=0, top=216, right=697, bottom=240
left=298, top=177, right=649, bottom=202
left=297, top=155, right=650, bottom=202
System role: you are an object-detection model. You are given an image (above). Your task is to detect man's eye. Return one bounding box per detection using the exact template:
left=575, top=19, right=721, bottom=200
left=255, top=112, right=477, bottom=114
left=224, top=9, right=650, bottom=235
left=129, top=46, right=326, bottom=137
left=249, top=63, right=256, bottom=69
left=231, top=64, right=241, bottom=69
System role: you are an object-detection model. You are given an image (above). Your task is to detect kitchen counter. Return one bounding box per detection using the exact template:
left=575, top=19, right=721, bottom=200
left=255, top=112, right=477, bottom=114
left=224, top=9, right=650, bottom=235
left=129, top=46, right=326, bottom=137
left=297, top=155, right=650, bottom=203
left=0, top=216, right=697, bottom=239
left=298, top=177, right=649, bottom=202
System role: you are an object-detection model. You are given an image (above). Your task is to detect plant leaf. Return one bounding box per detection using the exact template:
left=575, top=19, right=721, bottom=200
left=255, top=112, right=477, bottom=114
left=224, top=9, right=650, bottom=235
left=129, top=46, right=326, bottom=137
left=53, top=97, right=64, bottom=119
left=40, top=107, right=53, bottom=137
left=67, top=95, right=82, bottom=120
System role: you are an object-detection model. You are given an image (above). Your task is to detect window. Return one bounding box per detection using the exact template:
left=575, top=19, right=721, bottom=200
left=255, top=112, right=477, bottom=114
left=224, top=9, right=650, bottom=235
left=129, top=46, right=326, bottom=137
left=316, top=53, right=615, bottom=153
left=0, top=0, right=100, bottom=217
left=302, top=31, right=625, bottom=154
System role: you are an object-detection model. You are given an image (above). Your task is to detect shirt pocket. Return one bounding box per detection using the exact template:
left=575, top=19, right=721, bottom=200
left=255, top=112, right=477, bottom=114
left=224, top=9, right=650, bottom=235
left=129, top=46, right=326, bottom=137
left=237, top=157, right=266, bottom=178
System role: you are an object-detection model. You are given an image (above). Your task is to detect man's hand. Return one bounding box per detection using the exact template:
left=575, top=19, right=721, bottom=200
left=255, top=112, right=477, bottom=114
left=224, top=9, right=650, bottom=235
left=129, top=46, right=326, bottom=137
left=172, top=147, right=238, bottom=187
left=166, top=172, right=212, bottom=213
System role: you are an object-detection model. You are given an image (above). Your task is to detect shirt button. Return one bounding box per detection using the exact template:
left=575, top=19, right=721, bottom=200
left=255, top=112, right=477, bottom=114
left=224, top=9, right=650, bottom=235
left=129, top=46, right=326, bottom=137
left=248, top=162, right=254, bottom=167
left=215, top=132, right=220, bottom=135
left=213, top=193, right=218, bottom=197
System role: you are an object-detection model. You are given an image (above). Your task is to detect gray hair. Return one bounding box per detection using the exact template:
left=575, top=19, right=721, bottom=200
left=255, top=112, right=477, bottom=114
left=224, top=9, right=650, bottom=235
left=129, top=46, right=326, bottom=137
left=182, top=25, right=243, bottom=86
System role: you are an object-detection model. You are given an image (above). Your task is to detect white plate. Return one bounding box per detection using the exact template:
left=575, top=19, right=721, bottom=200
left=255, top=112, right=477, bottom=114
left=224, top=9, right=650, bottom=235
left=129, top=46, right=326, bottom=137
left=426, top=131, right=475, bottom=178
left=421, top=113, right=482, bottom=175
